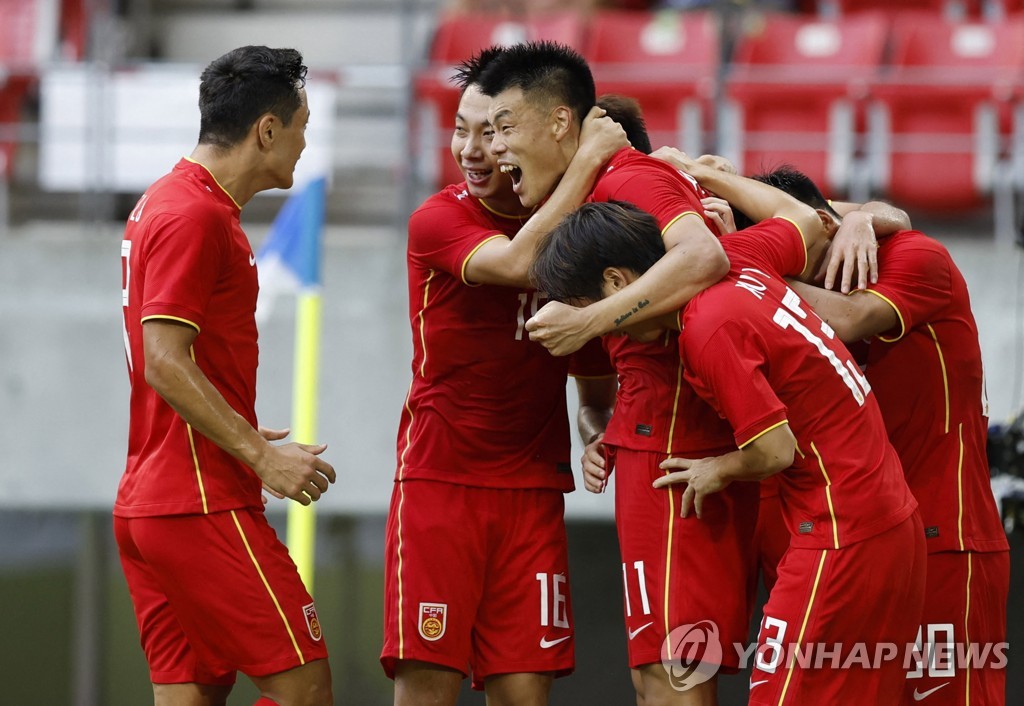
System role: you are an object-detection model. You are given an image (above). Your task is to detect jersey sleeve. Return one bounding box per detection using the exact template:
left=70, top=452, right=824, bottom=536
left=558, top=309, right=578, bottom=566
left=680, top=316, right=789, bottom=449
left=568, top=336, right=615, bottom=378
left=594, top=160, right=705, bottom=232
left=408, top=197, right=506, bottom=284
left=721, top=218, right=807, bottom=278
left=864, top=233, right=953, bottom=342
left=139, top=212, right=225, bottom=331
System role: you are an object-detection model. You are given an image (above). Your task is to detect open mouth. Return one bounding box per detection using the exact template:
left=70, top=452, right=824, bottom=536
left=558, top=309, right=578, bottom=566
left=499, top=163, right=523, bottom=189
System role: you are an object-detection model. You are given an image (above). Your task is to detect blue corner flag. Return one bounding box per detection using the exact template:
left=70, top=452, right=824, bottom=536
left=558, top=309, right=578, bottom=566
left=256, top=176, right=327, bottom=317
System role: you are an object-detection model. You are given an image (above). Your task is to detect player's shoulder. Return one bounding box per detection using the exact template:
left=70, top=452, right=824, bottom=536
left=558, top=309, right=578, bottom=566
left=880, top=229, right=957, bottom=272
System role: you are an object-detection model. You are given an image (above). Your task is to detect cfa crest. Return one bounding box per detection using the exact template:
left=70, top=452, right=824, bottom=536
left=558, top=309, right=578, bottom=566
left=418, top=602, right=447, bottom=642
left=303, top=602, right=323, bottom=641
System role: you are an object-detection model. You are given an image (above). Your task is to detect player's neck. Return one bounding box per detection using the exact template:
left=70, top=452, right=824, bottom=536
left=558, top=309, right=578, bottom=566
left=189, top=144, right=258, bottom=207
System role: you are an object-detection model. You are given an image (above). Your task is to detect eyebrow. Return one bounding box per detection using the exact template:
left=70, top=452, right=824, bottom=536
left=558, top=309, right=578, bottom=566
left=490, top=108, right=513, bottom=123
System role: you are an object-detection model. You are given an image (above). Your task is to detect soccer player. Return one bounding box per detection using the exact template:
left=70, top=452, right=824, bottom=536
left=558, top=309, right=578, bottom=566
left=380, top=49, right=624, bottom=705
left=475, top=43, right=765, bottom=706
left=529, top=160, right=927, bottom=706
left=769, top=167, right=1011, bottom=706
left=116, top=46, right=337, bottom=706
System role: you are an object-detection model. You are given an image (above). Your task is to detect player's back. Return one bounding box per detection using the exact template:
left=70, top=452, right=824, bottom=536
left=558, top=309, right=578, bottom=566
left=681, top=222, right=917, bottom=550
left=862, top=230, right=1007, bottom=553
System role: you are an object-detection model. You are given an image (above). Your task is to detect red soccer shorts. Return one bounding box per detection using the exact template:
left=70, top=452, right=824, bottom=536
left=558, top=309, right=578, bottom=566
left=902, top=549, right=1010, bottom=706
left=748, top=512, right=927, bottom=706
left=754, top=481, right=790, bottom=594
left=611, top=446, right=759, bottom=670
left=114, top=509, right=328, bottom=684
left=381, top=480, right=574, bottom=689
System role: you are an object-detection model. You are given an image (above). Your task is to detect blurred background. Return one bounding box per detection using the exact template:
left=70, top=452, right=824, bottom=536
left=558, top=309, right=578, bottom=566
left=1, top=0, right=1024, bottom=703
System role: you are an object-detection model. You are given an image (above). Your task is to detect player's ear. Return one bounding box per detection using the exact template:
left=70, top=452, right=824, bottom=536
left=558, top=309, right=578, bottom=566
left=256, top=114, right=277, bottom=149
left=817, top=208, right=840, bottom=238
left=551, top=105, right=572, bottom=141
left=601, top=266, right=630, bottom=295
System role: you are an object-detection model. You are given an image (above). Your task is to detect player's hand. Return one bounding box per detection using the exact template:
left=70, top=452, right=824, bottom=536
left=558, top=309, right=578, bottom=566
left=701, top=196, right=736, bottom=236
left=650, top=146, right=699, bottom=175
left=581, top=434, right=608, bottom=494
left=525, top=301, right=596, bottom=356
left=824, top=210, right=878, bottom=293
left=654, top=456, right=730, bottom=519
left=695, top=153, right=738, bottom=174
left=578, top=105, right=629, bottom=164
left=253, top=441, right=336, bottom=506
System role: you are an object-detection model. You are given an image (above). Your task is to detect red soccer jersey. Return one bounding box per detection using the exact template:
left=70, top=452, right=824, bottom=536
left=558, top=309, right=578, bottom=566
left=861, top=230, right=1007, bottom=553
left=680, top=218, right=918, bottom=550
left=116, top=158, right=261, bottom=518
left=590, top=147, right=733, bottom=455
left=397, top=183, right=612, bottom=490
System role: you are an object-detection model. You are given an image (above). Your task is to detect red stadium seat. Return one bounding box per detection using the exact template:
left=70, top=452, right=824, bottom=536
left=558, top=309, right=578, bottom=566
left=584, top=9, right=719, bottom=155
left=721, top=12, right=889, bottom=197
left=0, top=0, right=57, bottom=180
left=412, top=11, right=587, bottom=189
left=866, top=13, right=1024, bottom=220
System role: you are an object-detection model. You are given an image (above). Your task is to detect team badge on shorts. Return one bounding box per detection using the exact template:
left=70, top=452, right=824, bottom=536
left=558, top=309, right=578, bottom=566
left=418, top=602, right=447, bottom=641
left=303, top=602, right=322, bottom=641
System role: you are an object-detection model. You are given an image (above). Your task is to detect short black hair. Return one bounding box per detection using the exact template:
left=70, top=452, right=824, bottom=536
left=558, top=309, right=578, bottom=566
left=198, top=46, right=308, bottom=149
left=451, top=45, right=505, bottom=94
left=597, top=94, right=651, bottom=154
left=530, top=201, right=665, bottom=303
left=476, top=41, right=595, bottom=128
left=752, top=164, right=841, bottom=221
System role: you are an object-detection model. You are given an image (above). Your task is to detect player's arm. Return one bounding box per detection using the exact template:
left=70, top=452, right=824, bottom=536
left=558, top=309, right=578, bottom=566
left=788, top=280, right=899, bottom=343
left=142, top=319, right=335, bottom=504
left=463, top=108, right=628, bottom=288
left=575, top=374, right=617, bottom=494
left=654, top=424, right=796, bottom=518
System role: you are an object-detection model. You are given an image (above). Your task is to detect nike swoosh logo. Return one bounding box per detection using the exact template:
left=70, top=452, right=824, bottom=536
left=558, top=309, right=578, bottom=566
left=913, top=682, right=951, bottom=701
left=749, top=679, right=769, bottom=690
left=628, top=621, right=654, bottom=640
left=249, top=253, right=256, bottom=266
left=539, top=635, right=572, bottom=649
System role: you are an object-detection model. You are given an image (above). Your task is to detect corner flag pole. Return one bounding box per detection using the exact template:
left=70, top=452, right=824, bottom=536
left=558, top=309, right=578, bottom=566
left=287, top=287, right=322, bottom=591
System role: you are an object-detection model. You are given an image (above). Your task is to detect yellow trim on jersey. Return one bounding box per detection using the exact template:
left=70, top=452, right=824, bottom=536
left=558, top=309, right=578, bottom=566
left=957, top=422, right=966, bottom=551
left=777, top=550, right=828, bottom=706
left=186, top=345, right=209, bottom=514
left=810, top=442, right=840, bottom=549
left=141, top=314, right=200, bottom=333
left=230, top=510, right=305, bottom=664
left=861, top=289, right=906, bottom=342
left=739, top=420, right=789, bottom=450
left=794, top=441, right=806, bottom=460
left=396, top=480, right=408, bottom=658
left=660, top=210, right=703, bottom=235
left=477, top=198, right=533, bottom=221
left=184, top=156, right=242, bottom=210
left=665, top=361, right=685, bottom=456
left=964, top=552, right=973, bottom=705
left=460, top=234, right=508, bottom=286
left=927, top=324, right=951, bottom=434
left=662, top=360, right=685, bottom=637
left=776, top=216, right=808, bottom=275
left=417, top=271, right=435, bottom=377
